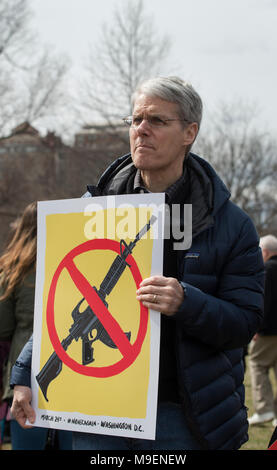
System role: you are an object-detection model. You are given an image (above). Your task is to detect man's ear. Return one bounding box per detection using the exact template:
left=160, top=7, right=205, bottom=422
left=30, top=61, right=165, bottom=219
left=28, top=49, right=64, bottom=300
left=183, top=122, right=199, bottom=146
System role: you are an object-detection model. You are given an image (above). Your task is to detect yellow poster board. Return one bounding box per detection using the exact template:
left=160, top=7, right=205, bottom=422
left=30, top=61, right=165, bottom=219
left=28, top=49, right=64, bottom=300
left=31, top=194, right=164, bottom=440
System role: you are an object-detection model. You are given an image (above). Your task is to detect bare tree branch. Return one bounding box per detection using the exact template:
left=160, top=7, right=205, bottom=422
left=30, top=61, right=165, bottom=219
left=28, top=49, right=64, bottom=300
left=0, top=0, right=34, bottom=68
left=0, top=0, right=71, bottom=137
left=195, top=101, right=277, bottom=233
left=77, top=0, right=172, bottom=131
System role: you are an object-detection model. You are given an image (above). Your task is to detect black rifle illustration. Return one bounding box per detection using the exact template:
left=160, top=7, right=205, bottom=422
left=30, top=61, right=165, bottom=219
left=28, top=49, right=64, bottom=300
left=36, top=215, right=157, bottom=401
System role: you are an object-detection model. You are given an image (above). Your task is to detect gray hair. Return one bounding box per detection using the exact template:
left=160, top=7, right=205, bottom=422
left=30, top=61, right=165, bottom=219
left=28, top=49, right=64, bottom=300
left=260, top=234, right=277, bottom=253
left=132, top=76, right=203, bottom=129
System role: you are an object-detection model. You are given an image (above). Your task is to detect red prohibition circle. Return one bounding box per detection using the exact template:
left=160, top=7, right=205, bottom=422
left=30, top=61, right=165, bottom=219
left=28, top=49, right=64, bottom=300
left=46, top=238, right=149, bottom=378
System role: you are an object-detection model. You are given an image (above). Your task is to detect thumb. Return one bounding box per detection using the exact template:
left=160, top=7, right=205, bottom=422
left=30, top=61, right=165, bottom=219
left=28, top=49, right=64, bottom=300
left=16, top=402, right=36, bottom=429
left=23, top=400, right=36, bottom=425
left=11, top=386, right=36, bottom=428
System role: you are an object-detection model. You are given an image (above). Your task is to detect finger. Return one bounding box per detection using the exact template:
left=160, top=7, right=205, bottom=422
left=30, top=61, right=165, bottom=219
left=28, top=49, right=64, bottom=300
left=139, top=298, right=175, bottom=316
left=136, top=292, right=159, bottom=304
left=11, top=399, right=36, bottom=428
left=136, top=284, right=164, bottom=297
left=22, top=401, right=36, bottom=425
left=16, top=409, right=34, bottom=429
left=139, top=276, right=168, bottom=287
left=10, top=403, right=29, bottom=428
left=137, top=281, right=179, bottom=300
left=138, top=291, right=183, bottom=316
left=139, top=298, right=161, bottom=312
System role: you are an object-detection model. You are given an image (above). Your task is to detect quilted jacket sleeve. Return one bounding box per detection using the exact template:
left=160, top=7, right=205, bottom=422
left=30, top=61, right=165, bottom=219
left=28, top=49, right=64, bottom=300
left=10, top=335, right=33, bottom=388
left=175, top=214, right=265, bottom=350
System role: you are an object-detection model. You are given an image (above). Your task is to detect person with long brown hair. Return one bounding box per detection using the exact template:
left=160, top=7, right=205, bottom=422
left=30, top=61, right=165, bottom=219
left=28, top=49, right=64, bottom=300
left=0, top=202, right=72, bottom=450
left=0, top=201, right=37, bottom=303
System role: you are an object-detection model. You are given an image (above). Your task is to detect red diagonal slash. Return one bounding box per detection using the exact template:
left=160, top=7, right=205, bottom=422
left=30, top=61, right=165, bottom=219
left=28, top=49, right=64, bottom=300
left=269, top=440, right=277, bottom=450
left=46, top=238, right=148, bottom=377
left=65, top=257, right=133, bottom=358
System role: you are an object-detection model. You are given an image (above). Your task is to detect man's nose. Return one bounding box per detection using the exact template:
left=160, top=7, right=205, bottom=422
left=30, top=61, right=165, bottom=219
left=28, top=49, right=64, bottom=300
left=136, top=118, right=151, bottom=134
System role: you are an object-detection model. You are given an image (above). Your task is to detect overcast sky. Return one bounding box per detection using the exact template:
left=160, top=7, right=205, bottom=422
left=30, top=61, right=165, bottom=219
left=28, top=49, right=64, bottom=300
left=30, top=0, right=277, bottom=135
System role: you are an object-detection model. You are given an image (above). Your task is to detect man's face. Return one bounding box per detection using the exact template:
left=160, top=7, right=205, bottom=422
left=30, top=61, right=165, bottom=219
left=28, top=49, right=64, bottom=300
left=130, top=94, right=197, bottom=179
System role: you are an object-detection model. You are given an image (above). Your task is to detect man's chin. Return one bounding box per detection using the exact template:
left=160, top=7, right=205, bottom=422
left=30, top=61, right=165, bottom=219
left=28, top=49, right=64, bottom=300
left=132, top=152, right=157, bottom=170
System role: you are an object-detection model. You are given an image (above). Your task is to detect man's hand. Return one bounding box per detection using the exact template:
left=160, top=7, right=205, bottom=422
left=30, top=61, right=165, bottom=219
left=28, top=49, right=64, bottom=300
left=11, top=385, right=36, bottom=429
left=136, top=275, right=184, bottom=316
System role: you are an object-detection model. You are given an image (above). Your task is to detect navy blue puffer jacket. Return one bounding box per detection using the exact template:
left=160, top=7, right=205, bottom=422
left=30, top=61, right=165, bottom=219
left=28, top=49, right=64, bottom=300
left=88, top=152, right=264, bottom=449
left=174, top=191, right=264, bottom=449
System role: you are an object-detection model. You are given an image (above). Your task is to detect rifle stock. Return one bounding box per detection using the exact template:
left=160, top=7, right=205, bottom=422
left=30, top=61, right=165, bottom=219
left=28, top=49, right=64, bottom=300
left=36, top=351, right=62, bottom=402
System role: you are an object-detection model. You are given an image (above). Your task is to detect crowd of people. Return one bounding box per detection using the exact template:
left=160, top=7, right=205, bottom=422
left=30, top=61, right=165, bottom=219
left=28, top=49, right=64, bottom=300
left=0, top=75, right=276, bottom=450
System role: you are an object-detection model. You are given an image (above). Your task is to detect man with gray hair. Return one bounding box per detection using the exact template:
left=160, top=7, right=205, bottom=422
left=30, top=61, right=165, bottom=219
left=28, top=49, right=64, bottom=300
left=10, top=76, right=264, bottom=450
left=248, top=234, right=277, bottom=426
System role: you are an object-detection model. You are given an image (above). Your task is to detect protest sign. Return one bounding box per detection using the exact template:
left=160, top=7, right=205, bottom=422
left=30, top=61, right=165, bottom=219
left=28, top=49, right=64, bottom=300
left=31, top=193, right=164, bottom=439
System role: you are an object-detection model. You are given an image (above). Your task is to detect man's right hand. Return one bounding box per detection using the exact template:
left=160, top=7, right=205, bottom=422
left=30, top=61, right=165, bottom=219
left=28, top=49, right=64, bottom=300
left=11, top=385, right=36, bottom=428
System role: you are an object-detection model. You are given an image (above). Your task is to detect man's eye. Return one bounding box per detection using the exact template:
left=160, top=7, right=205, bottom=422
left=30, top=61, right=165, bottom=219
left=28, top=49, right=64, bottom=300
left=149, top=116, right=165, bottom=126
left=133, top=116, right=143, bottom=125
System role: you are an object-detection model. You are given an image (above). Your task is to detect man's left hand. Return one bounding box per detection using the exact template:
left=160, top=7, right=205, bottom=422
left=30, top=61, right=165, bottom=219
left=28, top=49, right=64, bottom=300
left=136, top=275, right=184, bottom=316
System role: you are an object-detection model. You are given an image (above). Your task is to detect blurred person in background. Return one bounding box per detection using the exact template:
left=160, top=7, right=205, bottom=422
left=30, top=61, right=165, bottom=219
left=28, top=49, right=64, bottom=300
left=0, top=202, right=72, bottom=450
left=248, top=234, right=277, bottom=426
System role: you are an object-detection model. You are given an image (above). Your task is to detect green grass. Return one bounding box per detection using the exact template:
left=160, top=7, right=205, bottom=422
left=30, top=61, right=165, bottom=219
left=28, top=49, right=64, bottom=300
left=241, top=357, right=276, bottom=450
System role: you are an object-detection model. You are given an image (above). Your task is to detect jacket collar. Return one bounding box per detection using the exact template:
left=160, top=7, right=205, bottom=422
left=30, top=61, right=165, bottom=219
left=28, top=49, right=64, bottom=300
left=86, top=152, right=230, bottom=217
